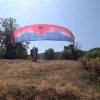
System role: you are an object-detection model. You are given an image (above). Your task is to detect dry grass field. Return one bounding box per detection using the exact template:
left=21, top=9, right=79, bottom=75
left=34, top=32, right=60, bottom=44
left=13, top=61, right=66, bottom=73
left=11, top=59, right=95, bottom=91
left=0, top=59, right=100, bottom=100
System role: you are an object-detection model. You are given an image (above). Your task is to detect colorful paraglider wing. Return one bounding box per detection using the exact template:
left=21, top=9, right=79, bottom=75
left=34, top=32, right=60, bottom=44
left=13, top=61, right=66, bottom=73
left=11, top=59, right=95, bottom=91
left=11, top=24, right=75, bottom=46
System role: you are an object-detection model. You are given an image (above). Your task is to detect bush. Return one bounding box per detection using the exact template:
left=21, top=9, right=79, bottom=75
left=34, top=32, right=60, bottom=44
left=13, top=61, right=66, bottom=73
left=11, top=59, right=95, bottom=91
left=79, top=58, right=91, bottom=71
left=79, top=58, right=100, bottom=72
left=85, top=48, right=100, bottom=59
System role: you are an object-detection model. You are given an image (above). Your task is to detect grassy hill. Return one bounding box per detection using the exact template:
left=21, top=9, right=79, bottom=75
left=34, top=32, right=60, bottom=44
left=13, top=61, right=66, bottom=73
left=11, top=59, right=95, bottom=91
left=0, top=59, right=100, bottom=100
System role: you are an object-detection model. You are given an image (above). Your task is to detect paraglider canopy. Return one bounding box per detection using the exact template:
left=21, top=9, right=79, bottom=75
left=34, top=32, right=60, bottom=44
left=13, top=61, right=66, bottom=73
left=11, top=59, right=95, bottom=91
left=11, top=24, right=75, bottom=46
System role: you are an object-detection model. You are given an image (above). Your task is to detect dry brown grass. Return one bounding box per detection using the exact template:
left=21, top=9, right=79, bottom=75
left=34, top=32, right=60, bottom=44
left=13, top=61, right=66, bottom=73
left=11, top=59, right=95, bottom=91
left=0, top=59, right=100, bottom=100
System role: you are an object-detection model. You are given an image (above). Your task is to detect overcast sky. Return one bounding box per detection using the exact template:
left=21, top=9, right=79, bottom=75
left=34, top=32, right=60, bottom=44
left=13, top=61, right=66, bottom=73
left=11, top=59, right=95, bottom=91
left=0, top=0, right=100, bottom=53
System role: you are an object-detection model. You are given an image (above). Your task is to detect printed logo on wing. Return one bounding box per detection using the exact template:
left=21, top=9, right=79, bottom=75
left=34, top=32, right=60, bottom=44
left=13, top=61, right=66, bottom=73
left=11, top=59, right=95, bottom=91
left=38, top=26, right=43, bottom=29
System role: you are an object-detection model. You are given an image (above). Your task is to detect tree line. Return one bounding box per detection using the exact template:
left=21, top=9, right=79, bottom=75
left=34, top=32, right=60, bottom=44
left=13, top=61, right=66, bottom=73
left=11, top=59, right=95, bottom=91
left=42, top=45, right=100, bottom=60
left=42, top=43, right=84, bottom=60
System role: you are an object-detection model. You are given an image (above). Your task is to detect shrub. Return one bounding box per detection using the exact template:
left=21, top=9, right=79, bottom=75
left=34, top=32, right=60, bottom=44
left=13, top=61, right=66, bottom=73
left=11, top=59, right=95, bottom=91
left=85, top=48, right=100, bottom=59
left=79, top=58, right=100, bottom=72
left=79, top=58, right=90, bottom=71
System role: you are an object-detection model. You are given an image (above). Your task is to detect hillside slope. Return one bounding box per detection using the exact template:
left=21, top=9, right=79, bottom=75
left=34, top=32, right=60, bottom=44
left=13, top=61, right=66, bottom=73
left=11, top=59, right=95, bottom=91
left=0, top=59, right=100, bottom=100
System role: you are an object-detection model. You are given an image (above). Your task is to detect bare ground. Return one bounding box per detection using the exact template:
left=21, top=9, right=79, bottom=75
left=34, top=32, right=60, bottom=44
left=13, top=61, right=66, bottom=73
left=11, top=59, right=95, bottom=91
left=0, top=59, right=100, bottom=100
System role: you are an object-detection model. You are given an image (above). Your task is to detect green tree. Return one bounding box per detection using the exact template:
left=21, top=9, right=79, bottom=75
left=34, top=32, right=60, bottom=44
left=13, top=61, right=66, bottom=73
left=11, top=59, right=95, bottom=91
left=43, top=48, right=55, bottom=60
left=59, top=50, right=71, bottom=60
left=55, top=52, right=61, bottom=60
left=0, top=24, right=6, bottom=58
left=0, top=18, right=29, bottom=59
left=60, top=43, right=83, bottom=60
left=85, top=48, right=100, bottom=59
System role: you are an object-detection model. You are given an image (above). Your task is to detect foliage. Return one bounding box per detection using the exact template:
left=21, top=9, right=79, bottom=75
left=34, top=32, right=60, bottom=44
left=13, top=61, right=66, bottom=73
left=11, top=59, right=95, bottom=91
left=59, top=43, right=83, bottom=60
left=85, top=48, right=100, bottom=59
left=0, top=47, right=6, bottom=58
left=43, top=48, right=55, bottom=60
left=79, top=58, right=100, bottom=72
left=14, top=43, right=28, bottom=59
left=79, top=57, right=100, bottom=83
left=0, top=18, right=29, bottom=59
left=40, top=43, right=84, bottom=60
left=79, top=57, right=100, bottom=92
left=79, top=58, right=91, bottom=71
left=59, top=50, right=71, bottom=60
left=54, top=52, right=61, bottom=60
